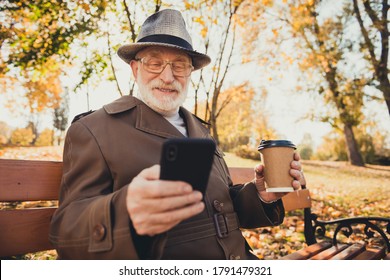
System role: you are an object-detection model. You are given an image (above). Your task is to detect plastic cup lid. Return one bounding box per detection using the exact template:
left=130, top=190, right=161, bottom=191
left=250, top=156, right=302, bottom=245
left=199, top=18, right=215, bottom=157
left=257, top=139, right=296, bottom=150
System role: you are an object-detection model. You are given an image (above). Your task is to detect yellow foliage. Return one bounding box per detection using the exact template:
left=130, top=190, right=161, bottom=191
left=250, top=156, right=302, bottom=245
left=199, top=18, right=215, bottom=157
left=213, top=83, right=278, bottom=151
left=35, top=128, right=54, bottom=147
left=193, top=16, right=205, bottom=26
left=184, top=1, right=192, bottom=10
left=261, top=0, right=273, bottom=6
left=10, top=128, right=35, bottom=146
left=80, top=3, right=90, bottom=12
left=201, top=27, right=208, bottom=38
left=22, top=58, right=63, bottom=113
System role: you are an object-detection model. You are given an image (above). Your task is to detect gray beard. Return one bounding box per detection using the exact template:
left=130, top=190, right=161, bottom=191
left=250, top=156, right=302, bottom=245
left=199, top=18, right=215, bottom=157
left=136, top=74, right=188, bottom=117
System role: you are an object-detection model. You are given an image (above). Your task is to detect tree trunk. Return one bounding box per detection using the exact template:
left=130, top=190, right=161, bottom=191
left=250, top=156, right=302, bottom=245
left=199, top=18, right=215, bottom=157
left=210, top=110, right=219, bottom=145
left=379, top=78, right=390, bottom=117
left=343, top=124, right=364, bottom=166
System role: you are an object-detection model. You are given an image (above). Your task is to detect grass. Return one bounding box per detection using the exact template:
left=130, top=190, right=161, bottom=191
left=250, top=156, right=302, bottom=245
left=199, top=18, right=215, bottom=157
left=224, top=152, right=390, bottom=217
left=224, top=152, right=390, bottom=259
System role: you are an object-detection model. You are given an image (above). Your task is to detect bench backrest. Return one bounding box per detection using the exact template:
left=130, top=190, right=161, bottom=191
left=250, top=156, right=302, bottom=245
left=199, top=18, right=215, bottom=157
left=0, top=159, right=311, bottom=257
left=0, top=159, right=62, bottom=257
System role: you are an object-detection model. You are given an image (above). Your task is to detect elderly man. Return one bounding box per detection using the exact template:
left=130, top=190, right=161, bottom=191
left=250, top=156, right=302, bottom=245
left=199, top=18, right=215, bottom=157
left=50, top=9, right=305, bottom=260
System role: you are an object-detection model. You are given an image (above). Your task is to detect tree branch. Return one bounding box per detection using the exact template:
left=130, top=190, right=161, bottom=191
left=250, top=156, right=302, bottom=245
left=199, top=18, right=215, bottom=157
left=352, top=0, right=380, bottom=77
left=106, top=25, right=123, bottom=96
left=122, top=0, right=137, bottom=41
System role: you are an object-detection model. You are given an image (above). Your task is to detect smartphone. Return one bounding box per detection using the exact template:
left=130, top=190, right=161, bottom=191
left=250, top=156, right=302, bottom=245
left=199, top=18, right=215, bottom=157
left=160, top=138, right=216, bottom=195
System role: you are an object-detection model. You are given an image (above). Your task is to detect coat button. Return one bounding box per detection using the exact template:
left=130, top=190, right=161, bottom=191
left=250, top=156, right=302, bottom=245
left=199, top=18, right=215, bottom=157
left=213, top=200, right=224, bottom=212
left=93, top=224, right=106, bottom=241
left=229, top=254, right=241, bottom=260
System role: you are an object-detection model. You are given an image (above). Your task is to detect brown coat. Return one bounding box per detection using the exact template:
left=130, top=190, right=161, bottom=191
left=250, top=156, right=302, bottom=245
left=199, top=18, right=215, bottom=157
left=49, top=95, right=284, bottom=259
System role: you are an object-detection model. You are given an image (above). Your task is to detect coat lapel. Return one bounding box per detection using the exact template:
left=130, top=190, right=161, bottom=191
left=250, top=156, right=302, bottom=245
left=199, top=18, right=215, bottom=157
left=103, top=95, right=185, bottom=139
left=180, top=107, right=211, bottom=139
left=136, top=104, right=184, bottom=138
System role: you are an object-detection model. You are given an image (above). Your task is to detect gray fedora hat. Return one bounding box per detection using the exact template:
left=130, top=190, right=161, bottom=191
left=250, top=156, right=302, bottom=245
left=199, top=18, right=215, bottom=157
left=117, top=9, right=211, bottom=71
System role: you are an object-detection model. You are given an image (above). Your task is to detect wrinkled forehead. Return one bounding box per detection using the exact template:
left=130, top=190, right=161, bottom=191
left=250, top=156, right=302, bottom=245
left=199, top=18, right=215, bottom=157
left=136, top=46, right=191, bottom=62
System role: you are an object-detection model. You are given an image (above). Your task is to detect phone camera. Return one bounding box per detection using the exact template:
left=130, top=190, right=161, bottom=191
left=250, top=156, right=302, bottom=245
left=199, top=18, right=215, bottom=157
left=166, top=145, right=178, bottom=161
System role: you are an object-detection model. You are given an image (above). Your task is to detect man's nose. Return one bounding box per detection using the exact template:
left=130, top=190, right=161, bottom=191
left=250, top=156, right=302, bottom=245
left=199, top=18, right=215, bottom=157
left=159, top=63, right=175, bottom=84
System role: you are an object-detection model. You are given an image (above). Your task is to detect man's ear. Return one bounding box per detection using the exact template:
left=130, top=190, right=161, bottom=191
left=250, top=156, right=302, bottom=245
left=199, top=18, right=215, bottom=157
left=130, top=60, right=138, bottom=80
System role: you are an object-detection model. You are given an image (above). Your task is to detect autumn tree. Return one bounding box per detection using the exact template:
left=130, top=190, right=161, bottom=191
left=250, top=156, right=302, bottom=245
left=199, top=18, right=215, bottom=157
left=1, top=0, right=267, bottom=146
left=75, top=1, right=165, bottom=97
left=10, top=127, right=35, bottom=146
left=0, top=0, right=108, bottom=110
left=314, top=119, right=390, bottom=164
left=352, top=0, right=390, bottom=117
left=35, top=128, right=54, bottom=146
left=289, top=1, right=367, bottom=166
left=182, top=0, right=251, bottom=144
left=238, top=1, right=366, bottom=166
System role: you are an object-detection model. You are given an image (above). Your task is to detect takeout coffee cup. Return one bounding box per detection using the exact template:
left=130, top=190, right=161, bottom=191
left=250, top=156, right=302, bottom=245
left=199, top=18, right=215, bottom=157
left=257, top=140, right=296, bottom=192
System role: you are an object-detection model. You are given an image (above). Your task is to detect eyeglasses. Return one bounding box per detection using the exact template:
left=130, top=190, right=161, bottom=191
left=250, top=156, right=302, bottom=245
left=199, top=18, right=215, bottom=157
left=136, top=56, right=194, bottom=77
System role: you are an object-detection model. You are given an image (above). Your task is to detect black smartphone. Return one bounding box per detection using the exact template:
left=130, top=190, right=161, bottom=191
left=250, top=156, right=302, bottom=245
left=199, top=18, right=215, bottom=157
left=160, top=138, right=216, bottom=195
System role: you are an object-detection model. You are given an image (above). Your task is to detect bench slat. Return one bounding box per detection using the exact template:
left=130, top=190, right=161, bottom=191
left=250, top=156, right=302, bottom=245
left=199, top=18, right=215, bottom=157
left=229, top=167, right=311, bottom=211
left=281, top=241, right=332, bottom=260
left=352, top=246, right=386, bottom=260
left=0, top=208, right=56, bottom=257
left=310, top=243, right=349, bottom=260
left=329, top=243, right=365, bottom=260
left=0, top=159, right=62, bottom=201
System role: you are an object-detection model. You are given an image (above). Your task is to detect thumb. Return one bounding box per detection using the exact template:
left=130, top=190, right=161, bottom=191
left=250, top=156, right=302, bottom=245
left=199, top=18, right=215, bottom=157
left=254, top=164, right=266, bottom=192
left=254, top=164, right=264, bottom=179
left=138, top=164, right=160, bottom=180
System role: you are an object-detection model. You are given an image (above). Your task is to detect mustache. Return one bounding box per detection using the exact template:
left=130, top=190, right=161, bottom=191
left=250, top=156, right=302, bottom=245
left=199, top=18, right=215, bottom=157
left=149, top=80, right=182, bottom=92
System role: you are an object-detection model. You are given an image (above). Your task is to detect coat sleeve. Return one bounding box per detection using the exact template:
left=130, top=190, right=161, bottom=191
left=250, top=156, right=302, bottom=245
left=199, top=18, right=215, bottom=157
left=222, top=157, right=285, bottom=229
left=229, top=182, right=285, bottom=229
left=49, top=121, right=160, bottom=259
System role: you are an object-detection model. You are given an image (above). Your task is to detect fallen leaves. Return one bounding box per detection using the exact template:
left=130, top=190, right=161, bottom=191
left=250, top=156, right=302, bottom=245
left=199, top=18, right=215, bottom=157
left=0, top=146, right=63, bottom=161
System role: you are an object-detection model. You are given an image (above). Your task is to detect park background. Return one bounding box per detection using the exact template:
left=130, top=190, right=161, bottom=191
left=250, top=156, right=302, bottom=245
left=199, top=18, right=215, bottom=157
left=0, top=0, right=389, bottom=259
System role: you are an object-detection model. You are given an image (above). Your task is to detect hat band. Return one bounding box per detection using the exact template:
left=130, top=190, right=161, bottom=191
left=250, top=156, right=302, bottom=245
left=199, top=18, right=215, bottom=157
left=138, top=35, right=193, bottom=51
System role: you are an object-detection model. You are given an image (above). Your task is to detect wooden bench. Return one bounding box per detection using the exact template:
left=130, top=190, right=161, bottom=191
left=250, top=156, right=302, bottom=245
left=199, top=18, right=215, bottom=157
left=0, top=159, right=389, bottom=260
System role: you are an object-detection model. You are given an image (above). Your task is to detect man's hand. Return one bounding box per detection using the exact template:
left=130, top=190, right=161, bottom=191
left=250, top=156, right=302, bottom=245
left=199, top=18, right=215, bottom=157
left=126, top=165, right=205, bottom=236
left=254, top=152, right=306, bottom=203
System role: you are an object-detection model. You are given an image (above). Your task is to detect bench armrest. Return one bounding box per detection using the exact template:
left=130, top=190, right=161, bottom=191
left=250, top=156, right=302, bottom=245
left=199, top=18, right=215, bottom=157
left=309, top=214, right=390, bottom=252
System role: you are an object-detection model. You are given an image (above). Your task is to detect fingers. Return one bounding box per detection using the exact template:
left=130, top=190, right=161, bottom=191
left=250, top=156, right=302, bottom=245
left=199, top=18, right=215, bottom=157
left=139, top=190, right=203, bottom=213
left=132, top=201, right=205, bottom=236
left=290, top=159, right=302, bottom=171
left=127, top=165, right=205, bottom=236
left=132, top=177, right=192, bottom=198
left=145, top=202, right=204, bottom=230
left=291, top=152, right=306, bottom=189
left=290, top=167, right=306, bottom=190
left=132, top=165, right=193, bottom=198
left=291, top=179, right=301, bottom=190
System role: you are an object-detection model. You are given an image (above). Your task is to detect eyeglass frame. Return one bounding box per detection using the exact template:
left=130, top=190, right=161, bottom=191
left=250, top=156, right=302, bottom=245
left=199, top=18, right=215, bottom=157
left=135, top=56, right=194, bottom=77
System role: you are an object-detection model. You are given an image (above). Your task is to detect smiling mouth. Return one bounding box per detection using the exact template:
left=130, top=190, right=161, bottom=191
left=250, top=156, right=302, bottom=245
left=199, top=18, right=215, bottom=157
left=154, top=87, right=178, bottom=93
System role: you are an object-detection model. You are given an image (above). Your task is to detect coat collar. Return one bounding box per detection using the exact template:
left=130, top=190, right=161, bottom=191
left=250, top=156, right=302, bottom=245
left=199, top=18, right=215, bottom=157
left=103, top=95, right=140, bottom=114
left=103, top=95, right=211, bottom=139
